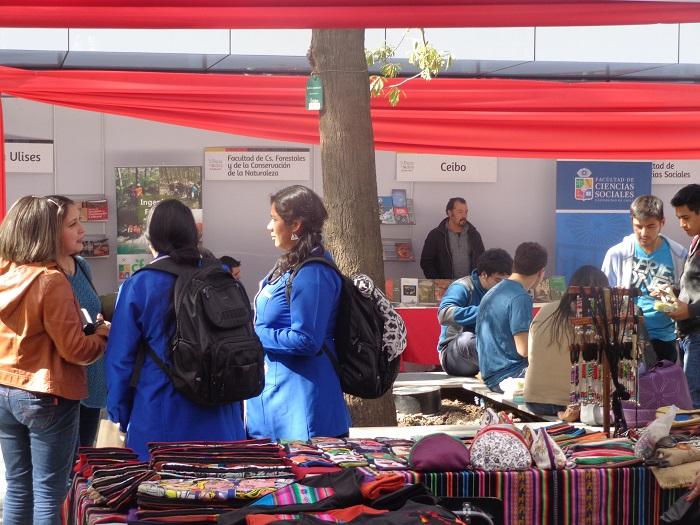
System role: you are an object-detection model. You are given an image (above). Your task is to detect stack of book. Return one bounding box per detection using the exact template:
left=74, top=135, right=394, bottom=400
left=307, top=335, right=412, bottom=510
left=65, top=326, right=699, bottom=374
left=382, top=239, right=415, bottom=261
left=384, top=278, right=453, bottom=305
left=75, top=198, right=109, bottom=222
left=378, top=189, right=415, bottom=225
left=532, top=275, right=567, bottom=302
left=81, top=235, right=110, bottom=257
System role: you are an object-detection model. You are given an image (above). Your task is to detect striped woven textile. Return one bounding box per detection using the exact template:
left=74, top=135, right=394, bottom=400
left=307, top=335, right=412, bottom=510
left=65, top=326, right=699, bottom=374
left=407, top=467, right=684, bottom=525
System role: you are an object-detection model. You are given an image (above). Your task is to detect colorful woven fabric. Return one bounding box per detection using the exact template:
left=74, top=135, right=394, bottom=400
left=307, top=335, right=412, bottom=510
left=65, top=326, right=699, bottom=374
left=252, top=483, right=334, bottom=506
left=411, top=466, right=685, bottom=525
left=137, top=477, right=291, bottom=502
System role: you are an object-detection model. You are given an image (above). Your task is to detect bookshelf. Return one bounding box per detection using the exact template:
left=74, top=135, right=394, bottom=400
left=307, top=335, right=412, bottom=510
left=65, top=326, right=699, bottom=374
left=67, top=194, right=111, bottom=259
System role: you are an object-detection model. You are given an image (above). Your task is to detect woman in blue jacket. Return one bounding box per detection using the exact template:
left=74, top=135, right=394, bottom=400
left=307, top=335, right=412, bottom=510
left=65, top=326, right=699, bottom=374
left=105, top=200, right=245, bottom=459
left=247, top=185, right=350, bottom=441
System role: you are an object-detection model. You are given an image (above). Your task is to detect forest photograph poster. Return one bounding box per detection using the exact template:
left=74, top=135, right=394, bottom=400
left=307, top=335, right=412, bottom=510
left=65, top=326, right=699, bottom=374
left=115, top=166, right=202, bottom=282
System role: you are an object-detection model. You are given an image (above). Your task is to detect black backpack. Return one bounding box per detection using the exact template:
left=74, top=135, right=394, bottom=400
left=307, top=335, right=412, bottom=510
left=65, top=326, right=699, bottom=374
left=285, top=257, right=405, bottom=399
left=130, top=257, right=264, bottom=406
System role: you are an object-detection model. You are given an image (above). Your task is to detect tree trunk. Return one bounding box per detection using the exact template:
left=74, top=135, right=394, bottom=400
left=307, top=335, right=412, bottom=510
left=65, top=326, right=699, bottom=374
left=309, top=28, right=397, bottom=427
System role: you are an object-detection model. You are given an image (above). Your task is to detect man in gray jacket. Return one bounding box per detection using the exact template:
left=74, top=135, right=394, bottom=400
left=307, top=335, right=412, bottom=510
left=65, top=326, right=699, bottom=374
left=669, top=185, right=700, bottom=408
left=602, top=195, right=687, bottom=363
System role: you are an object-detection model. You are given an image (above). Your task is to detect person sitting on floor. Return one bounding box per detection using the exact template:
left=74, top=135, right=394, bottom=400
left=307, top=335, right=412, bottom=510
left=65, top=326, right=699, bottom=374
left=436, top=248, right=513, bottom=377
left=476, top=242, right=547, bottom=392
left=524, top=265, right=610, bottom=416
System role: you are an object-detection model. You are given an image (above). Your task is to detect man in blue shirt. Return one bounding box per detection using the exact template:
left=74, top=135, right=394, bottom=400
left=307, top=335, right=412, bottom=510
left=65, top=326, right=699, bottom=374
left=602, top=195, right=687, bottom=363
left=476, top=242, right=547, bottom=392
left=437, top=248, right=513, bottom=377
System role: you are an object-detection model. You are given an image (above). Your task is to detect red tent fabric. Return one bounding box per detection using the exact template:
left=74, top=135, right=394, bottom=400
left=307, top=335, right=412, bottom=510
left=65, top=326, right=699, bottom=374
left=2, top=66, right=700, bottom=160
left=3, top=65, right=700, bottom=212
left=2, top=1, right=700, bottom=28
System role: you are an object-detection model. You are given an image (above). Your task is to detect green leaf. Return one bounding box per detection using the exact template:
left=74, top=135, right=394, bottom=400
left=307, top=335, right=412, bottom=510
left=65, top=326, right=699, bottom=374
left=388, top=87, right=402, bottom=107
left=380, top=62, right=401, bottom=78
left=369, top=75, right=385, bottom=98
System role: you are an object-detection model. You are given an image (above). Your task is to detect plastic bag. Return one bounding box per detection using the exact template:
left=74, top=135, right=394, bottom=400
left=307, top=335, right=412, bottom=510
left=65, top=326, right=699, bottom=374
left=634, top=404, right=679, bottom=459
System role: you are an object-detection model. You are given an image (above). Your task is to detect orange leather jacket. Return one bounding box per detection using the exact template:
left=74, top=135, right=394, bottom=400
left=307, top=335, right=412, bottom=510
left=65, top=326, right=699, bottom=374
left=0, top=259, right=107, bottom=400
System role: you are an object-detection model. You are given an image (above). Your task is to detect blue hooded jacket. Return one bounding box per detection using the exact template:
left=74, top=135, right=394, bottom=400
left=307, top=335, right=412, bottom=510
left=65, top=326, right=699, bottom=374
left=246, top=253, right=351, bottom=441
left=105, top=257, right=245, bottom=460
left=436, top=270, right=487, bottom=354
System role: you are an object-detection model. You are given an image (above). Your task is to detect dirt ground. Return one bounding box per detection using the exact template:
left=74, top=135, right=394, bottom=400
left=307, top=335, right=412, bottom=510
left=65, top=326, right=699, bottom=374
left=397, top=397, right=484, bottom=426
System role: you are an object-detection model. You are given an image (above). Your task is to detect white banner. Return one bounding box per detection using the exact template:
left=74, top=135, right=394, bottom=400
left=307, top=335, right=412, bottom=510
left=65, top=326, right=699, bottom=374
left=4, top=142, right=54, bottom=173
left=205, top=147, right=311, bottom=181
left=396, top=153, right=497, bottom=182
left=652, top=160, right=700, bottom=185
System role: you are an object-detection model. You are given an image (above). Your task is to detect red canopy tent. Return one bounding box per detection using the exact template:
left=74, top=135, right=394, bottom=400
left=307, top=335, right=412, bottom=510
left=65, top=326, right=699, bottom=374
left=1, top=1, right=700, bottom=29
left=2, top=1, right=700, bottom=214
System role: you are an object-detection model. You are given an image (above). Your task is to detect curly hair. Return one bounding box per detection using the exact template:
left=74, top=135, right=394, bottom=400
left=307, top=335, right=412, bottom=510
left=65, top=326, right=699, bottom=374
left=270, top=185, right=328, bottom=277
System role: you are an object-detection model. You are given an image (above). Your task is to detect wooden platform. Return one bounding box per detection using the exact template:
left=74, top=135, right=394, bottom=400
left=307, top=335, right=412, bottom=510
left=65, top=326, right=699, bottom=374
left=394, top=371, right=558, bottom=422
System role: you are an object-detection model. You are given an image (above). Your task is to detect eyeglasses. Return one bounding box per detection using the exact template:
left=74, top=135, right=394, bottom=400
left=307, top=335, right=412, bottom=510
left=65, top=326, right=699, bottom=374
left=30, top=195, right=64, bottom=211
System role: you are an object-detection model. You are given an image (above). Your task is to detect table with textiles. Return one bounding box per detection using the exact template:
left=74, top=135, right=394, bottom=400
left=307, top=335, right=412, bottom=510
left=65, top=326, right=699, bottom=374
left=406, top=465, right=682, bottom=525
left=65, top=424, right=687, bottom=525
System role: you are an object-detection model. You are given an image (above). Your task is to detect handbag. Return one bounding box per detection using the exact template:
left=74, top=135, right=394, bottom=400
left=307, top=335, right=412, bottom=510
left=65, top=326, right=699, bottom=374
left=525, top=426, right=566, bottom=470
left=623, top=360, right=693, bottom=427
left=469, top=424, right=532, bottom=471
left=408, top=433, right=470, bottom=472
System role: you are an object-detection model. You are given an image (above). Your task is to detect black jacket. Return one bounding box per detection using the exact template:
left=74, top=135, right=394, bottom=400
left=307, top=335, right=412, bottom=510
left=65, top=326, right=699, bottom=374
left=420, top=218, right=484, bottom=279
left=678, top=240, right=700, bottom=336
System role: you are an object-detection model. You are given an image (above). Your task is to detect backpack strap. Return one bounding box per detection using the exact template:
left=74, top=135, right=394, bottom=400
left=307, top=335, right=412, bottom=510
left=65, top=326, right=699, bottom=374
left=284, top=256, right=339, bottom=303
left=128, top=257, right=190, bottom=389
left=283, top=256, right=343, bottom=378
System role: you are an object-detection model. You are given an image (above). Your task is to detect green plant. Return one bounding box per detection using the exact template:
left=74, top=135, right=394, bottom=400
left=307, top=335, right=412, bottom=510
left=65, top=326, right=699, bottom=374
left=366, top=29, right=453, bottom=106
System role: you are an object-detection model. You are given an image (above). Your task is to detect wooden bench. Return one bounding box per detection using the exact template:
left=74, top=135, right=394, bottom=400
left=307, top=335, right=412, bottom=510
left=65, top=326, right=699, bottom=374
left=460, top=377, right=558, bottom=422
left=394, top=371, right=472, bottom=389
left=394, top=371, right=558, bottom=422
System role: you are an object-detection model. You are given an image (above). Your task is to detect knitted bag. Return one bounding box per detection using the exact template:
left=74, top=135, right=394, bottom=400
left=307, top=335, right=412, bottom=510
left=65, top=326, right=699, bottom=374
left=470, top=424, right=532, bottom=471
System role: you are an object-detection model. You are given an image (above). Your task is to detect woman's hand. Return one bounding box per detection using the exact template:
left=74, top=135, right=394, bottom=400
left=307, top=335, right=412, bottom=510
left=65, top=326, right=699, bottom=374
left=95, top=314, right=111, bottom=337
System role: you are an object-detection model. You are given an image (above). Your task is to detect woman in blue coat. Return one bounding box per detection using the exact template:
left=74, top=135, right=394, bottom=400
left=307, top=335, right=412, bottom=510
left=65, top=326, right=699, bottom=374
left=247, top=185, right=350, bottom=441
left=105, top=199, right=245, bottom=459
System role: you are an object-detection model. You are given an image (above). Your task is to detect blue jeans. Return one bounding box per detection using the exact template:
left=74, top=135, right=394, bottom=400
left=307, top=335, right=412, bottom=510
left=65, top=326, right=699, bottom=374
left=680, top=333, right=700, bottom=409
left=525, top=402, right=566, bottom=416
left=440, top=331, right=479, bottom=377
left=0, top=385, right=79, bottom=525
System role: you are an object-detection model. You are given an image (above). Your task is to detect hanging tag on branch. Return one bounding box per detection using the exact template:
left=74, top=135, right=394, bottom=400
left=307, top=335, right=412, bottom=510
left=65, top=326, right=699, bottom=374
left=305, top=75, right=323, bottom=111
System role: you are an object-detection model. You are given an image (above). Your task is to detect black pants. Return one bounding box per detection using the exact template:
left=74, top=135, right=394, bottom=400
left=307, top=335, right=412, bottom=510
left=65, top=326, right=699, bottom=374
left=651, top=339, right=679, bottom=364
left=78, top=405, right=102, bottom=448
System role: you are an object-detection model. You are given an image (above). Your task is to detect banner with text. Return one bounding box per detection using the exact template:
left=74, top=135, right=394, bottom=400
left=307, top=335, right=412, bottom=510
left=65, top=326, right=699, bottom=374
left=205, top=147, right=311, bottom=181
left=396, top=153, right=497, bottom=182
left=652, top=160, right=700, bottom=185
left=4, top=141, right=54, bottom=173
left=115, top=166, right=202, bottom=282
left=556, top=161, right=651, bottom=282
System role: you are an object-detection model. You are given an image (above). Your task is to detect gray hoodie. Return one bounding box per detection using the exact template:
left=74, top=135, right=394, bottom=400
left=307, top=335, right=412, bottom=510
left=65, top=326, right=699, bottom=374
left=601, top=233, right=687, bottom=288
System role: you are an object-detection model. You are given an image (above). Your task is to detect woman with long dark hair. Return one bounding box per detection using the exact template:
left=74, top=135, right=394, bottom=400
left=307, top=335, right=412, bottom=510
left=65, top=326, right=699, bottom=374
left=105, top=199, right=245, bottom=459
left=524, top=265, right=610, bottom=416
left=246, top=185, right=350, bottom=441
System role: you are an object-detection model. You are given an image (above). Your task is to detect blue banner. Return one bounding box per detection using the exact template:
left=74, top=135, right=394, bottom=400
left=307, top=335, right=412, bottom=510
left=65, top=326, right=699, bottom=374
left=555, top=161, right=652, bottom=282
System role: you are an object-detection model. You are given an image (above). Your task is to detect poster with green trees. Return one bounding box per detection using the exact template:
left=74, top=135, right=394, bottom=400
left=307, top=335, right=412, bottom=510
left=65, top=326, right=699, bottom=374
left=115, top=166, right=202, bottom=282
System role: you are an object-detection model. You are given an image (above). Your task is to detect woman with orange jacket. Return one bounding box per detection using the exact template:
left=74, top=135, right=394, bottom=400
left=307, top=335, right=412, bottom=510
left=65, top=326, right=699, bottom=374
left=0, top=196, right=109, bottom=525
